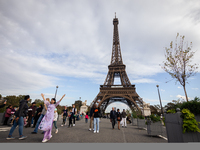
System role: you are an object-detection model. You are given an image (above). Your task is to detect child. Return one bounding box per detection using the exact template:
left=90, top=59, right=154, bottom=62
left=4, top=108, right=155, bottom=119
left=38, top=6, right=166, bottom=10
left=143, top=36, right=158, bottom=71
left=68, top=109, right=73, bottom=128
left=53, top=108, right=58, bottom=134
left=38, top=93, right=65, bottom=143
left=85, top=111, right=89, bottom=123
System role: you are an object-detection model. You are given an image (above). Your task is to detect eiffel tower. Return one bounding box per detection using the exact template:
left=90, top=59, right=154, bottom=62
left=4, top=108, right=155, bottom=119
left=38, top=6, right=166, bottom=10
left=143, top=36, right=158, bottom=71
left=90, top=14, right=143, bottom=113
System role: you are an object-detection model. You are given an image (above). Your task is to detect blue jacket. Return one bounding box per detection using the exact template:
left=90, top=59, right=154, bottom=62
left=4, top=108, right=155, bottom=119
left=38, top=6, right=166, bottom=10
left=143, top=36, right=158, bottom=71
left=110, top=110, right=117, bottom=119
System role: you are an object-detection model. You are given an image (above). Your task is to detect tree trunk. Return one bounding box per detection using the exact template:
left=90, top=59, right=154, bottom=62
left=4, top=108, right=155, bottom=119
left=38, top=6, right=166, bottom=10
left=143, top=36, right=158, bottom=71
left=183, top=85, right=188, bottom=102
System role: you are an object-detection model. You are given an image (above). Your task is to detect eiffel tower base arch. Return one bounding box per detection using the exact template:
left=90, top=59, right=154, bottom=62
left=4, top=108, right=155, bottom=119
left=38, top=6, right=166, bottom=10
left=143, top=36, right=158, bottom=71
left=90, top=85, right=144, bottom=114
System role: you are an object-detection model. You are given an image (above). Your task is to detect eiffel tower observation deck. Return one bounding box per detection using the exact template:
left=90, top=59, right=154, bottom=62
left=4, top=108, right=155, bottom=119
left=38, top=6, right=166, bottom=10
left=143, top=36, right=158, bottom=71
left=90, top=14, right=143, bottom=113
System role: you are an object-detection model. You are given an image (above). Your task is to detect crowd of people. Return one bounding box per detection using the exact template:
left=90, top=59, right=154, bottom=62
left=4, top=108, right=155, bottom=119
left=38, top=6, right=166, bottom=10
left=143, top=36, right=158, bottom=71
left=1, top=95, right=132, bottom=142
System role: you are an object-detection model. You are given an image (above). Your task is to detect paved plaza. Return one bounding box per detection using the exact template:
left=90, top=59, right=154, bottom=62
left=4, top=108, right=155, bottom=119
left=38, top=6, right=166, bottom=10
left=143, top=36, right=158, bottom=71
left=0, top=117, right=168, bottom=143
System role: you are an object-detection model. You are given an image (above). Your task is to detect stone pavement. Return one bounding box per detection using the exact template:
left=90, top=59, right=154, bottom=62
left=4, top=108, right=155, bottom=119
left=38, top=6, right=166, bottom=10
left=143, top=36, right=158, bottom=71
left=0, top=117, right=168, bottom=143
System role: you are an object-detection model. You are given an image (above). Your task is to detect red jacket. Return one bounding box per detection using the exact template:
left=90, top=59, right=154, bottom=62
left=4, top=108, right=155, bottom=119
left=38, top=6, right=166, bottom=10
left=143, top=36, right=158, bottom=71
left=5, top=108, right=12, bottom=118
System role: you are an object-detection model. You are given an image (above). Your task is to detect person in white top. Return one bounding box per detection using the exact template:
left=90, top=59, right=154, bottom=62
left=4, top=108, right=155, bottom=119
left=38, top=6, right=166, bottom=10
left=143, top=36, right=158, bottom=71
left=53, top=108, right=58, bottom=133
left=72, top=104, right=77, bottom=126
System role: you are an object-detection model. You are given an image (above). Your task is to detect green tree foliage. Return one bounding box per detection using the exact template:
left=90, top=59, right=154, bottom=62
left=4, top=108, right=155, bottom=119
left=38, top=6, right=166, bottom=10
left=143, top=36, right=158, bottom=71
left=149, top=114, right=161, bottom=123
left=164, top=99, right=184, bottom=111
left=161, top=33, right=198, bottom=102
left=0, top=95, right=32, bottom=113
left=150, top=105, right=161, bottom=116
left=33, top=99, right=44, bottom=107
left=180, top=97, right=200, bottom=115
left=181, top=108, right=200, bottom=133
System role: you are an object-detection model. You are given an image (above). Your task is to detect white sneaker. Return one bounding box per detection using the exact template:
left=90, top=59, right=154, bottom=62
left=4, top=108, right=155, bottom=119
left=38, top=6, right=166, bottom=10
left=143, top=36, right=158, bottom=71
left=65, top=123, right=67, bottom=126
left=94, top=131, right=96, bottom=133
left=89, top=128, right=91, bottom=131
left=42, top=139, right=48, bottom=143
left=50, top=135, right=52, bottom=138
left=55, top=129, right=58, bottom=134
left=97, top=130, right=99, bottom=133
left=73, top=124, right=75, bottom=126
left=61, top=124, right=63, bottom=126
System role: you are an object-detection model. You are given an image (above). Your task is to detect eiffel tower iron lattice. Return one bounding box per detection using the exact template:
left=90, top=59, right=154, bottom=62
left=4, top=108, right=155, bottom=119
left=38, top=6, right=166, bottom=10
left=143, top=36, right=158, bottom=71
left=90, top=15, right=143, bottom=114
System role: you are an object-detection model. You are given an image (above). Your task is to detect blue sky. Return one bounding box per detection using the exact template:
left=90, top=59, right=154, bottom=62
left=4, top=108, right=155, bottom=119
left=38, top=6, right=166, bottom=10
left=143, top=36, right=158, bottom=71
left=0, top=0, right=200, bottom=113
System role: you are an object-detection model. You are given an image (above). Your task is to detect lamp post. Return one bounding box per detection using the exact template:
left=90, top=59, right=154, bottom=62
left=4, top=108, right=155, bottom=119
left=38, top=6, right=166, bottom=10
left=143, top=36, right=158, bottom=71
left=156, top=85, right=163, bottom=114
left=54, top=86, right=59, bottom=99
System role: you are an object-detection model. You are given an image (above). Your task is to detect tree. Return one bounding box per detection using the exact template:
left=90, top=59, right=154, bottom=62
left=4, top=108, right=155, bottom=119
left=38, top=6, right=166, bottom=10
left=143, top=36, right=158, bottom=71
left=164, top=99, right=184, bottom=111
left=33, top=99, right=44, bottom=107
left=161, top=33, right=198, bottom=102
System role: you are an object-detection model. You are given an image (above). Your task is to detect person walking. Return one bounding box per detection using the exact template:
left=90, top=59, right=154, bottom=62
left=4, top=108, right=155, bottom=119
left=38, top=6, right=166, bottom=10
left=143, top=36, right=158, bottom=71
left=68, top=109, right=73, bottom=127
left=38, top=93, right=65, bottom=143
left=32, top=104, right=43, bottom=128
left=121, top=109, right=127, bottom=128
left=110, top=107, right=117, bottom=129
left=25, top=102, right=36, bottom=128
left=71, top=104, right=77, bottom=127
left=53, top=108, right=58, bottom=134
left=85, top=111, right=89, bottom=123
left=6, top=95, right=30, bottom=140
left=3, top=105, right=12, bottom=125
left=92, top=103, right=100, bottom=133
left=31, top=98, right=49, bottom=134
left=61, top=106, right=68, bottom=126
left=116, top=109, right=122, bottom=130
left=89, top=104, right=94, bottom=131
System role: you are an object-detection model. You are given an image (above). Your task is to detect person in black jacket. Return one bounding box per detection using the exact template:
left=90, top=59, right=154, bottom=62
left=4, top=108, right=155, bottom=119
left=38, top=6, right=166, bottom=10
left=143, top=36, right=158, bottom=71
left=6, top=95, right=30, bottom=140
left=33, top=104, right=43, bottom=128
left=116, top=109, right=122, bottom=130
left=92, top=103, right=100, bottom=133
left=110, top=107, right=117, bottom=129
left=25, top=102, right=36, bottom=128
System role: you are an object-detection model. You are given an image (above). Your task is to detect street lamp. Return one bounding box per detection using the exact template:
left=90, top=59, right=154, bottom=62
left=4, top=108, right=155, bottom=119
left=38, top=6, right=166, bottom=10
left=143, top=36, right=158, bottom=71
left=156, top=85, right=163, bottom=114
left=54, top=86, right=59, bottom=99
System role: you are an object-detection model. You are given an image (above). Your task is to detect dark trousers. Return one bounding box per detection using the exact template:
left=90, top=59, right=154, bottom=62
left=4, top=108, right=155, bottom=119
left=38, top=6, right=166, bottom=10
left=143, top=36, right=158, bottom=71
left=25, top=115, right=32, bottom=127
left=73, top=116, right=75, bottom=124
left=111, top=118, right=116, bottom=129
left=3, top=117, right=9, bottom=125
left=69, top=118, right=72, bottom=126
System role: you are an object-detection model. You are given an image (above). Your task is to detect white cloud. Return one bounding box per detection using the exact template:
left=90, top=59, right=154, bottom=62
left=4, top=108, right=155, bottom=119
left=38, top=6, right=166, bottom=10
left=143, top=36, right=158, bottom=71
left=192, top=88, right=199, bottom=91
left=0, top=0, right=200, bottom=97
left=176, top=95, right=191, bottom=100
left=178, top=86, right=182, bottom=89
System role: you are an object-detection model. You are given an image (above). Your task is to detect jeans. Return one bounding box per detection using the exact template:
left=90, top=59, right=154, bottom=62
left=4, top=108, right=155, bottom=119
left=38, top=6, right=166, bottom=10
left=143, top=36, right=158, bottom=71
left=111, top=118, right=116, bottom=129
left=93, top=117, right=99, bottom=131
left=63, top=116, right=67, bottom=124
left=8, top=116, right=24, bottom=136
left=53, top=121, right=57, bottom=129
left=33, top=114, right=44, bottom=133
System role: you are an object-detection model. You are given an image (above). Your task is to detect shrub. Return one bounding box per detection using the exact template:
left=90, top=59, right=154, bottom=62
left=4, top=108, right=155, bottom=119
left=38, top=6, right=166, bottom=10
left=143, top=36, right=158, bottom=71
left=137, top=114, right=145, bottom=119
left=181, top=108, right=200, bottom=133
left=180, top=99, right=200, bottom=115
left=167, top=109, right=176, bottom=113
left=149, top=114, right=161, bottom=123
left=132, top=111, right=137, bottom=118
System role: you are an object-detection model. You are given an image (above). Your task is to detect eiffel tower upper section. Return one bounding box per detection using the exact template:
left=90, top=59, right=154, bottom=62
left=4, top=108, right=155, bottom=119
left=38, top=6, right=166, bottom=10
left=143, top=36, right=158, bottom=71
left=103, top=15, right=132, bottom=87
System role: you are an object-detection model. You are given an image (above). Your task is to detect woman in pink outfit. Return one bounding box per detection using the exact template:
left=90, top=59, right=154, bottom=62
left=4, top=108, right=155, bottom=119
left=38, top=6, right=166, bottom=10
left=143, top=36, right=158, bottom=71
left=38, top=93, right=65, bottom=143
